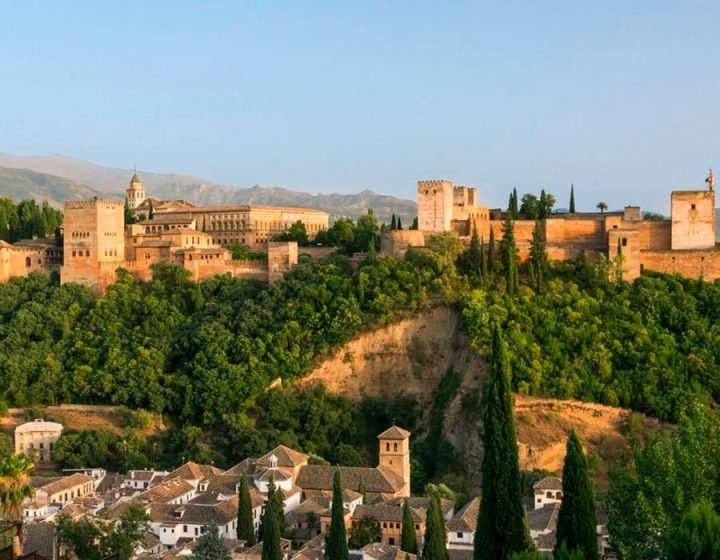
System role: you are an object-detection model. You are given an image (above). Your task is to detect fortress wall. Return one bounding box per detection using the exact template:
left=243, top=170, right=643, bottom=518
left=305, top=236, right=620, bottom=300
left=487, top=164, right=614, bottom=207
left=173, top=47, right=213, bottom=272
left=640, top=249, right=720, bottom=280
left=380, top=230, right=427, bottom=259
left=637, top=221, right=672, bottom=250
left=671, top=191, right=715, bottom=250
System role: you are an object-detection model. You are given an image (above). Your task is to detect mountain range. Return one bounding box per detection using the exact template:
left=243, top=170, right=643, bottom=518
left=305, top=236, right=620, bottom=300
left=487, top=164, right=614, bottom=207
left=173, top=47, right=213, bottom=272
left=0, top=153, right=416, bottom=223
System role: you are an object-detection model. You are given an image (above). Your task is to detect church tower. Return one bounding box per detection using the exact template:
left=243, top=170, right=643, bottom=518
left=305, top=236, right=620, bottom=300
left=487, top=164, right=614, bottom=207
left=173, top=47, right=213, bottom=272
left=377, top=426, right=411, bottom=497
left=126, top=172, right=145, bottom=210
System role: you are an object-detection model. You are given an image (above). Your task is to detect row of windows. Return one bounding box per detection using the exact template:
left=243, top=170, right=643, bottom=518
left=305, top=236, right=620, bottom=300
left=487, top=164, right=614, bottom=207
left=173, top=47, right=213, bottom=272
left=71, top=231, right=90, bottom=238
left=71, top=250, right=91, bottom=257
left=103, top=249, right=119, bottom=257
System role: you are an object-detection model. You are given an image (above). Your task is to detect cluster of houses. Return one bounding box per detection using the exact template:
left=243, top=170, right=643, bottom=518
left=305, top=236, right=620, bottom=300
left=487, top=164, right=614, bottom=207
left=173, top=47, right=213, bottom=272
left=13, top=420, right=614, bottom=559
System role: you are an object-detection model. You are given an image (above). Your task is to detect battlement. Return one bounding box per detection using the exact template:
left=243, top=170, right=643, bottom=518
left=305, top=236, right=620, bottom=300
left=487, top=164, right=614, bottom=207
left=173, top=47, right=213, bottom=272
left=65, top=199, right=124, bottom=210
left=418, top=179, right=453, bottom=191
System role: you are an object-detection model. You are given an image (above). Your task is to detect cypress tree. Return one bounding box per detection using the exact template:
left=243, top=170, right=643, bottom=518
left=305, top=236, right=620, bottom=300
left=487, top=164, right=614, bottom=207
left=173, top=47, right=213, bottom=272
left=488, top=227, right=496, bottom=274
left=528, top=220, right=548, bottom=294
left=500, top=216, right=519, bottom=295
left=422, top=495, right=449, bottom=560
left=401, top=499, right=418, bottom=554
left=237, top=473, right=256, bottom=545
left=569, top=184, right=576, bottom=213
left=261, top=481, right=281, bottom=560
left=511, top=188, right=519, bottom=218
left=465, top=227, right=483, bottom=283
left=480, top=235, right=488, bottom=279
left=474, top=326, right=533, bottom=560
left=390, top=214, right=397, bottom=231
left=397, top=216, right=403, bottom=230
left=325, top=469, right=349, bottom=560
left=554, top=431, right=599, bottom=560
left=148, top=200, right=154, bottom=220
left=539, top=189, right=547, bottom=219
left=358, top=480, right=367, bottom=505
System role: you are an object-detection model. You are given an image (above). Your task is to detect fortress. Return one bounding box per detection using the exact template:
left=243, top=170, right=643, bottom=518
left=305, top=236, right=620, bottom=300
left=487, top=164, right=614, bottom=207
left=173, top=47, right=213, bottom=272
left=0, top=173, right=329, bottom=293
left=383, top=173, right=720, bottom=281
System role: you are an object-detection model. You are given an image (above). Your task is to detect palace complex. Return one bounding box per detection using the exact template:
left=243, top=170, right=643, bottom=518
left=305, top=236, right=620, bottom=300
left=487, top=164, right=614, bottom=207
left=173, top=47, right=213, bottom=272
left=0, top=173, right=329, bottom=293
left=382, top=173, right=720, bottom=281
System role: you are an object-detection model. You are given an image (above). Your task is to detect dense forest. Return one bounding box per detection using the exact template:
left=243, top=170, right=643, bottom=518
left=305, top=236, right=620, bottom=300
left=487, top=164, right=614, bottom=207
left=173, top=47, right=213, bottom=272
left=0, top=198, right=63, bottom=242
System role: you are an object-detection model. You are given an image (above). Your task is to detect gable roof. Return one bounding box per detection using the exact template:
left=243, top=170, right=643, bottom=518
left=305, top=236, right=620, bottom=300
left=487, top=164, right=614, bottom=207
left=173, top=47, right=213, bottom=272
left=296, top=465, right=405, bottom=495
left=377, top=426, right=411, bottom=440
left=447, top=497, right=480, bottom=532
left=533, top=476, right=563, bottom=491
left=527, top=503, right=560, bottom=533
left=257, top=445, right=310, bottom=468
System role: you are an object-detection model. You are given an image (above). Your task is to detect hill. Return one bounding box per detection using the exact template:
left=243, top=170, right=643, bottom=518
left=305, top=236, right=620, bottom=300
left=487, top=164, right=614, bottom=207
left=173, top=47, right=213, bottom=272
left=0, top=166, right=110, bottom=205
left=0, top=153, right=416, bottom=222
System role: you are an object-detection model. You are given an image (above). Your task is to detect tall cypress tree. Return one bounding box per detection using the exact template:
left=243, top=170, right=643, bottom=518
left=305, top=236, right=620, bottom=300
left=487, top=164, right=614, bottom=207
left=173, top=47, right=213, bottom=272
left=512, top=188, right=519, bottom=218
left=528, top=220, right=548, bottom=294
left=237, top=473, right=256, bottom=545
left=401, top=499, right=418, bottom=554
left=325, top=469, right=349, bottom=560
left=422, top=495, right=449, bottom=560
left=569, top=184, right=576, bottom=213
left=500, top=216, right=519, bottom=295
left=554, top=430, right=599, bottom=560
left=474, top=326, right=533, bottom=560
left=397, top=216, right=403, bottom=230
left=465, top=227, right=483, bottom=283
left=390, top=214, right=397, bottom=230
left=480, top=235, right=488, bottom=279
left=488, top=227, right=496, bottom=275
left=261, top=481, right=281, bottom=560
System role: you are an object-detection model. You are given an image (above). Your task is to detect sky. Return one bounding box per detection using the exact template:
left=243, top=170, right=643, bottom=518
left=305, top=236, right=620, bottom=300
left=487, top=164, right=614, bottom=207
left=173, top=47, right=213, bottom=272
left=1, top=1, right=719, bottom=213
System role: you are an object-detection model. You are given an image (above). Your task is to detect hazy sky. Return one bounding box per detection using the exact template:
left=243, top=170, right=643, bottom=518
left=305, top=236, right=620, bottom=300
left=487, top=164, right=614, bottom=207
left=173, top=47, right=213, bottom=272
left=2, top=1, right=719, bottom=213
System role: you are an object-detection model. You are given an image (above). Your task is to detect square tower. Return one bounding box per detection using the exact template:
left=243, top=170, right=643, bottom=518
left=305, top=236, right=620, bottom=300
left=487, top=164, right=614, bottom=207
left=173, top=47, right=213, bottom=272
left=418, top=180, right=454, bottom=232
left=671, top=189, right=716, bottom=250
left=377, top=426, right=411, bottom=497
left=61, top=199, right=125, bottom=292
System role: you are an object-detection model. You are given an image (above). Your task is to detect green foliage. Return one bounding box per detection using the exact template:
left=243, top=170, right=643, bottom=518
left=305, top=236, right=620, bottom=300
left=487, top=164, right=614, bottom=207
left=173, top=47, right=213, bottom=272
left=193, top=524, right=231, bottom=560
left=569, top=184, right=576, bottom=213
left=401, top=499, right=418, bottom=554
left=57, top=514, right=104, bottom=560
left=0, top=198, right=62, bottom=242
left=104, top=503, right=152, bottom=560
left=528, top=220, right=548, bottom=294
left=474, top=326, right=533, bottom=560
left=499, top=216, right=518, bottom=295
left=227, top=240, right=267, bottom=261
left=237, top=473, right=256, bottom=545
left=273, top=220, right=309, bottom=245
left=608, top=402, right=720, bottom=560
left=0, top=434, right=13, bottom=459
left=261, top=481, right=282, bottom=560
left=325, top=469, right=349, bottom=560
left=422, top=495, right=449, bottom=560
left=664, top=501, right=720, bottom=559
left=348, top=515, right=381, bottom=548
left=554, top=431, right=598, bottom=560
left=0, top=455, right=35, bottom=521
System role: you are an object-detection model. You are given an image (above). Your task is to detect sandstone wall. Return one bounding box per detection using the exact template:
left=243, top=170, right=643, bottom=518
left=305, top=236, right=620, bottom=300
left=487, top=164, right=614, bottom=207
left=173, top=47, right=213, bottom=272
left=637, top=221, right=671, bottom=250
left=671, top=190, right=715, bottom=250
left=418, top=180, right=453, bottom=232
left=640, top=249, right=720, bottom=280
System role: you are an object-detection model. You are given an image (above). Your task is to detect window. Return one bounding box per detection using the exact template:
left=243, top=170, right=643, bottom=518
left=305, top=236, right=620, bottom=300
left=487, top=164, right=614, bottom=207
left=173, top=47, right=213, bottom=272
left=546, top=491, right=553, bottom=498
left=691, top=204, right=697, bottom=210
left=394, top=442, right=398, bottom=452
left=457, top=532, right=463, bottom=538
left=622, top=238, right=627, bottom=247
left=25, top=257, right=31, bottom=267
left=389, top=538, right=395, bottom=545
left=386, top=443, right=390, bottom=452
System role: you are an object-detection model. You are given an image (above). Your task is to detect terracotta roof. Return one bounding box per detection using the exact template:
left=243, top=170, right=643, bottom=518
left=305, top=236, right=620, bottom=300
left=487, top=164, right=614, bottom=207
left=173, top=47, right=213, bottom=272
left=296, top=465, right=405, bottom=495
left=148, top=494, right=239, bottom=525
left=352, top=496, right=453, bottom=524
left=536, top=531, right=556, bottom=551
left=447, top=497, right=480, bottom=532
left=39, top=473, right=92, bottom=496
left=527, top=503, right=560, bottom=533
left=127, top=470, right=155, bottom=481
left=166, top=461, right=223, bottom=482
left=257, top=445, right=310, bottom=468
left=448, top=550, right=474, bottom=560
left=362, top=543, right=416, bottom=560
left=377, top=426, right=411, bottom=440
left=533, top=477, right=563, bottom=491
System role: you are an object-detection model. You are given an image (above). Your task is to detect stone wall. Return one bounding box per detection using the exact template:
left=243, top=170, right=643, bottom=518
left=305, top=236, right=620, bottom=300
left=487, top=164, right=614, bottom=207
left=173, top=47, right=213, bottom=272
left=671, top=190, right=715, bottom=250
left=380, top=230, right=427, bottom=258
left=268, top=241, right=299, bottom=283
left=640, top=249, right=720, bottom=280
left=417, top=180, right=453, bottom=232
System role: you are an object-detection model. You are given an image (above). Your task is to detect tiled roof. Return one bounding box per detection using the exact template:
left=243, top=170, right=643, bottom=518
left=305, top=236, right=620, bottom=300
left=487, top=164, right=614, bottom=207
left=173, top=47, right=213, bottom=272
left=149, top=494, right=239, bottom=525
left=257, top=445, right=310, bottom=468
left=448, top=550, right=474, bottom=560
left=377, top=426, right=411, bottom=440
left=447, top=497, right=480, bottom=532
left=533, top=476, right=563, bottom=491
left=296, top=465, right=405, bottom=495
left=536, top=530, right=556, bottom=551
left=96, top=472, right=124, bottom=493
left=22, top=522, right=55, bottom=558
left=166, top=461, right=223, bottom=482
left=363, top=543, right=416, bottom=560
left=528, top=503, right=560, bottom=533
left=39, top=473, right=92, bottom=496
left=127, top=470, right=155, bottom=481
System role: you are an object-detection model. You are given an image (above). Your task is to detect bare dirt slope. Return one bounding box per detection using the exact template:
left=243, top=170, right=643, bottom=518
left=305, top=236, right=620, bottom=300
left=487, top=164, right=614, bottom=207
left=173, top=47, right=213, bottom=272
left=298, top=305, right=659, bottom=487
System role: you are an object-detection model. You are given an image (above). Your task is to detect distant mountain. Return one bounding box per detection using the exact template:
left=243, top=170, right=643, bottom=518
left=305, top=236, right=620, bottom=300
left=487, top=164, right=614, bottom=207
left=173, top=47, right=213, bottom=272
left=0, top=153, right=416, bottom=223
left=0, top=167, right=114, bottom=205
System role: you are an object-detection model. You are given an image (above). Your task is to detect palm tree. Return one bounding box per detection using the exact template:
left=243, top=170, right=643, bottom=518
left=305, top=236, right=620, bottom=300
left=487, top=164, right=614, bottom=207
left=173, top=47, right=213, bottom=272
left=596, top=201, right=608, bottom=213
left=0, top=455, right=35, bottom=554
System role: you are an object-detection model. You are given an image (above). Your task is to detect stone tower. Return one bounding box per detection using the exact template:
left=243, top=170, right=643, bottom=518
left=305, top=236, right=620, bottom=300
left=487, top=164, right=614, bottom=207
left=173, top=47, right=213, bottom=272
left=377, top=426, right=411, bottom=497
left=417, top=180, right=454, bottom=232
left=126, top=172, right=145, bottom=210
left=61, top=199, right=125, bottom=293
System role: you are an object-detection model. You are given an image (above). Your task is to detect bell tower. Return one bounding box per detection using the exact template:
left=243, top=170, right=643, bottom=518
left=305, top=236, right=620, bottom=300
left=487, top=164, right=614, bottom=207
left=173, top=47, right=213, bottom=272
left=126, top=172, right=145, bottom=210
left=377, top=426, right=411, bottom=497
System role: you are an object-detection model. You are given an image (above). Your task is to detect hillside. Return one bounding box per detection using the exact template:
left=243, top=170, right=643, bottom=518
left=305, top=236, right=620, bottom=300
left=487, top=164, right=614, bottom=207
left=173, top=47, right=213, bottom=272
left=0, top=153, right=416, bottom=222
left=297, top=306, right=659, bottom=487
left=0, top=166, right=109, bottom=206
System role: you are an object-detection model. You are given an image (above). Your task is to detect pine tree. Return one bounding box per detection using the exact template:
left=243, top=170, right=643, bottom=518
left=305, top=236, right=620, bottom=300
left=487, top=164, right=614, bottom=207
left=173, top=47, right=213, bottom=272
left=325, top=469, right=349, bottom=560
left=422, top=495, right=449, bottom=560
left=554, top=431, right=598, bottom=560
left=528, top=220, right=548, bottom=294
left=474, top=326, right=533, bottom=560
left=401, top=499, right=418, bottom=554
left=194, top=523, right=231, bottom=560
left=390, top=214, right=397, bottom=231
left=237, top=473, right=256, bottom=545
left=261, top=481, right=281, bottom=560
left=488, top=227, right=496, bottom=275
left=569, top=184, right=576, bottom=213
left=500, top=216, right=519, bottom=295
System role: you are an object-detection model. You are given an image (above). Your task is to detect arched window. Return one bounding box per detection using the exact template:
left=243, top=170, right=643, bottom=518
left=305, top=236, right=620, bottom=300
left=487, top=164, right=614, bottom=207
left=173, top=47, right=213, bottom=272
left=25, top=257, right=31, bottom=267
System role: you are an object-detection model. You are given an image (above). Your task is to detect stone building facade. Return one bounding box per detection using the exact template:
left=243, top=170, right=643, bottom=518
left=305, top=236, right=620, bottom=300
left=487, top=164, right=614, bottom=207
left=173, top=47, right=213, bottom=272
left=384, top=177, right=720, bottom=282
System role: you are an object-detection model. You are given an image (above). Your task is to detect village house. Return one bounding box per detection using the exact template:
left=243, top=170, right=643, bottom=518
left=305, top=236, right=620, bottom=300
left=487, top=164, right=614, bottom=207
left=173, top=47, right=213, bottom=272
left=446, top=497, right=479, bottom=550
left=14, top=419, right=63, bottom=463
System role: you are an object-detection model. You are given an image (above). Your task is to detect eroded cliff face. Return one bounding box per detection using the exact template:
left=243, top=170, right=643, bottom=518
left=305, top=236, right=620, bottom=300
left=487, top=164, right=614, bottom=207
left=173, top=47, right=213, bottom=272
left=297, top=306, right=658, bottom=487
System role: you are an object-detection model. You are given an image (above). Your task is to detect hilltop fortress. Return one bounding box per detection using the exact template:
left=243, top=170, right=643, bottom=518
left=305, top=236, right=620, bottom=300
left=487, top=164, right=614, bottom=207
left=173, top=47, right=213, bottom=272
left=0, top=173, right=329, bottom=293
left=382, top=175, right=719, bottom=281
